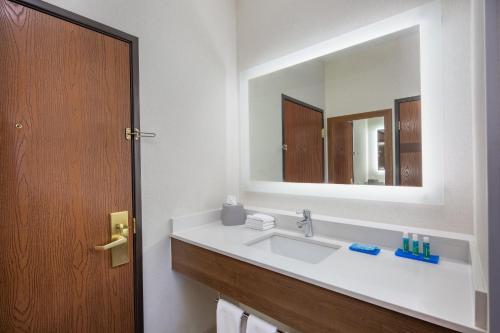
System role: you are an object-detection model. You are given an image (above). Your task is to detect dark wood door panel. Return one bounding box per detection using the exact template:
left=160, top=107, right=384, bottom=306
left=396, top=98, right=422, bottom=187
left=171, top=239, right=457, bottom=333
left=282, top=96, right=324, bottom=183
left=400, top=152, right=422, bottom=187
left=0, top=0, right=134, bottom=332
left=328, top=120, right=353, bottom=184
left=399, top=100, right=421, bottom=144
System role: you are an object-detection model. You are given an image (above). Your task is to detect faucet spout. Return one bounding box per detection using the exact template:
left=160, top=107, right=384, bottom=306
left=296, top=209, right=314, bottom=237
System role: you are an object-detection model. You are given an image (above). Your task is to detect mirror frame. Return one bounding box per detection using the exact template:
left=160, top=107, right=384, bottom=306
left=239, top=1, right=444, bottom=205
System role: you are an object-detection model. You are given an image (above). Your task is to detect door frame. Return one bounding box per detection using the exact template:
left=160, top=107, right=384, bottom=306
left=394, top=95, right=421, bottom=186
left=281, top=94, right=325, bottom=182
left=7, top=0, right=144, bottom=332
left=327, top=109, right=393, bottom=185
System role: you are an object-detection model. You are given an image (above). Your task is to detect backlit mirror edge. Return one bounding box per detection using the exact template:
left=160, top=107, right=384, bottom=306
left=239, top=1, right=444, bottom=205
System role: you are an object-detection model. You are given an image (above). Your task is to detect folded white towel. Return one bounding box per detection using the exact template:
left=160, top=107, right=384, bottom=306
left=246, top=213, right=275, bottom=223
left=245, top=220, right=275, bottom=227
left=245, top=224, right=275, bottom=231
left=216, top=299, right=244, bottom=333
left=245, top=217, right=275, bottom=230
left=246, top=314, right=277, bottom=333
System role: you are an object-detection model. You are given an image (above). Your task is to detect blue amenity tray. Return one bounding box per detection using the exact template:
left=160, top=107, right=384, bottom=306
left=395, top=248, right=440, bottom=264
left=349, top=243, right=380, bottom=255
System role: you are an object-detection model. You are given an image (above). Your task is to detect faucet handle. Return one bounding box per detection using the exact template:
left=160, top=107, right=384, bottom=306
left=296, top=209, right=311, bottom=218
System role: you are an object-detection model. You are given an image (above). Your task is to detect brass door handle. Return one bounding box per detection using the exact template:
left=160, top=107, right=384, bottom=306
left=95, top=211, right=130, bottom=267
left=94, top=235, right=127, bottom=251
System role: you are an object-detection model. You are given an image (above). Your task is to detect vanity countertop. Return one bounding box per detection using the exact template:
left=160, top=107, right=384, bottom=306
left=171, top=221, right=483, bottom=333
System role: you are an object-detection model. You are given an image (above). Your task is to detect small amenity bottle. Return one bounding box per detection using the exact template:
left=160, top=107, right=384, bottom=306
left=402, top=232, right=410, bottom=252
left=412, top=234, right=420, bottom=256
left=423, top=236, right=431, bottom=259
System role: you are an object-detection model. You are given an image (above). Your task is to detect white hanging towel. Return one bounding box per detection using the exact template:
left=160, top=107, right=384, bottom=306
left=246, top=314, right=278, bottom=333
left=216, top=299, right=244, bottom=333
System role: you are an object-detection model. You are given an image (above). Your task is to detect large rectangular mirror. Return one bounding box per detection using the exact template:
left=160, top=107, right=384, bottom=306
left=249, top=26, right=422, bottom=187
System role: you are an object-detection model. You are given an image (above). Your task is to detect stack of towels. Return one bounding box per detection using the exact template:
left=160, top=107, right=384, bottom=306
left=245, top=213, right=275, bottom=231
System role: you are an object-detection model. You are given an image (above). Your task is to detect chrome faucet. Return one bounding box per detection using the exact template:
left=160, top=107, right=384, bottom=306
left=296, top=209, right=313, bottom=237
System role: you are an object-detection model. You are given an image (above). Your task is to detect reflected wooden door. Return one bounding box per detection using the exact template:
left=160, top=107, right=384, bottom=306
left=282, top=96, right=324, bottom=183
left=328, top=120, right=353, bottom=184
left=327, top=110, right=393, bottom=185
left=0, top=0, right=136, bottom=332
left=396, top=97, right=422, bottom=186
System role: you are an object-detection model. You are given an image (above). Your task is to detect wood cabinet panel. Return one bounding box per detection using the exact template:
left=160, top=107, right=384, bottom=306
left=171, top=238, right=456, bottom=333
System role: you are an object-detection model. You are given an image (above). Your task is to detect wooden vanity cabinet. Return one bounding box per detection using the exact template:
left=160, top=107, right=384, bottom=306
left=171, top=238, right=456, bottom=333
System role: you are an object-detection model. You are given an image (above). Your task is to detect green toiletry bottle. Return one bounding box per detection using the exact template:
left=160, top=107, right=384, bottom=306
left=403, top=232, right=410, bottom=252
left=423, top=236, right=431, bottom=259
left=412, top=234, right=420, bottom=256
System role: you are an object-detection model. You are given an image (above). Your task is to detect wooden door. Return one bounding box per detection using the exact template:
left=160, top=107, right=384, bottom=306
left=396, top=97, right=422, bottom=186
left=282, top=96, right=324, bottom=183
left=0, top=1, right=136, bottom=332
left=327, top=110, right=393, bottom=185
left=327, top=120, right=353, bottom=184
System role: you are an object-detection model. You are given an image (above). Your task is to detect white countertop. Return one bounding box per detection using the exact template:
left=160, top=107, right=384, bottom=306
left=171, top=221, right=483, bottom=333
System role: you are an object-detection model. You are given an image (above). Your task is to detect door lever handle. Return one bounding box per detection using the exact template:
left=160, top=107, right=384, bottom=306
left=94, top=212, right=130, bottom=267
left=94, top=235, right=127, bottom=251
left=94, top=223, right=129, bottom=251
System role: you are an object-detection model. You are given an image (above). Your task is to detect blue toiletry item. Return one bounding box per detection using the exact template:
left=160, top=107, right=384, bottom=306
left=423, top=236, right=431, bottom=258
left=349, top=243, right=381, bottom=255
left=402, top=232, right=410, bottom=252
left=412, top=234, right=420, bottom=255
left=395, top=248, right=439, bottom=264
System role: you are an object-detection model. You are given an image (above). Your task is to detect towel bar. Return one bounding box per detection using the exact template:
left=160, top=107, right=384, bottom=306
left=215, top=297, right=285, bottom=333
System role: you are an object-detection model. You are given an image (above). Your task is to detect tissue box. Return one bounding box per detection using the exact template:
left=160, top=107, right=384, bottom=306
left=221, top=203, right=246, bottom=226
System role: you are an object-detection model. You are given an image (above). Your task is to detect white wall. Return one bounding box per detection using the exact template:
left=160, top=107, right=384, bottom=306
left=471, top=0, right=489, bottom=290
left=323, top=28, right=420, bottom=118
left=366, top=117, right=385, bottom=182
left=249, top=59, right=325, bottom=181
left=44, top=0, right=237, bottom=332
left=351, top=118, right=386, bottom=184
left=238, top=0, right=475, bottom=234
left=352, top=120, right=368, bottom=184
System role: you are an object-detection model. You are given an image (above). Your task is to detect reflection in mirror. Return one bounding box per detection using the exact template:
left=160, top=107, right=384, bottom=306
left=377, top=129, right=385, bottom=172
left=328, top=112, right=391, bottom=185
left=249, top=26, right=422, bottom=186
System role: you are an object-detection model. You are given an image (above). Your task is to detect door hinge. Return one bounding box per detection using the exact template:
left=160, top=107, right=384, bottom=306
left=398, top=121, right=401, bottom=131
left=133, top=217, right=137, bottom=234
left=321, top=128, right=325, bottom=138
left=125, top=128, right=157, bottom=141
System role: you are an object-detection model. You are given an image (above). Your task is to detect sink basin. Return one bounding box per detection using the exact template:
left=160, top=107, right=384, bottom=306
left=246, top=233, right=340, bottom=264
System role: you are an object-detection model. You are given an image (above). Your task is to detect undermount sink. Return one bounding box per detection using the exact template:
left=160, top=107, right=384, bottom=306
left=245, top=233, right=340, bottom=264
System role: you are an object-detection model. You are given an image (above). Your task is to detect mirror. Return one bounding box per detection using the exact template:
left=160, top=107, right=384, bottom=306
left=249, top=26, right=422, bottom=187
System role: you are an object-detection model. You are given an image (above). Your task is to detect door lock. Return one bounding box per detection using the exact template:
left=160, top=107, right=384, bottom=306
left=125, top=128, right=156, bottom=140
